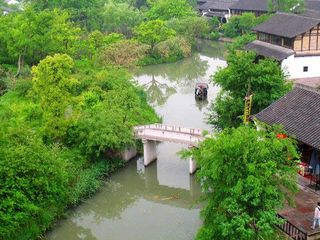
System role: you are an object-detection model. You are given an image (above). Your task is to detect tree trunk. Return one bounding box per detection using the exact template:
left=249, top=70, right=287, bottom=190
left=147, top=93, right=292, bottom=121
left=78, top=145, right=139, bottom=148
left=15, top=54, right=23, bottom=78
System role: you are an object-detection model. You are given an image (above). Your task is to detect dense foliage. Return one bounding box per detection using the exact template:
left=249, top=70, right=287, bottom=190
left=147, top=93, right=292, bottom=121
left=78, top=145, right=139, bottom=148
left=147, top=0, right=196, bottom=20
left=221, top=13, right=271, bottom=38
left=208, top=51, right=292, bottom=129
left=0, top=1, right=185, bottom=238
left=187, top=126, right=299, bottom=240
left=0, top=7, right=79, bottom=75
left=0, top=53, right=158, bottom=239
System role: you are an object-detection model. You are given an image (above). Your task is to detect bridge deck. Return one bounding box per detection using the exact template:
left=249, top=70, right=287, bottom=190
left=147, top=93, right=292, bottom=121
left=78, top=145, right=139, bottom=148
left=134, top=124, right=205, bottom=146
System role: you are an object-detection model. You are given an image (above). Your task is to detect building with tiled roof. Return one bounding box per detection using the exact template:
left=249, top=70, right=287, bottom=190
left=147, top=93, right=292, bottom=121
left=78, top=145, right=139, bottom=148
left=246, top=12, right=320, bottom=79
left=198, top=0, right=320, bottom=22
left=198, top=0, right=239, bottom=22
left=255, top=86, right=320, bottom=183
left=255, top=86, right=320, bottom=150
left=230, top=0, right=269, bottom=16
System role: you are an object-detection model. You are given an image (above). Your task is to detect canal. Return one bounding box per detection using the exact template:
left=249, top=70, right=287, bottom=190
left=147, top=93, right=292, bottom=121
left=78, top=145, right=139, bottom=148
left=46, top=40, right=226, bottom=240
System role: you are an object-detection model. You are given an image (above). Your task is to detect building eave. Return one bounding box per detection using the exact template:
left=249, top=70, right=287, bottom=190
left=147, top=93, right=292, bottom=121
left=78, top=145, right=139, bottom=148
left=245, top=40, right=295, bottom=61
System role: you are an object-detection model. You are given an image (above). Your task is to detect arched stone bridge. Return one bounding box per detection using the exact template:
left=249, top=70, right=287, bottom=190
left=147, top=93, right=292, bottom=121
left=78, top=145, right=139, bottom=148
left=133, top=124, right=206, bottom=174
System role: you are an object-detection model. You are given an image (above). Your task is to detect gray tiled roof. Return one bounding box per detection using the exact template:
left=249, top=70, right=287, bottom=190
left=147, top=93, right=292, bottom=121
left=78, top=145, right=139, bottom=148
left=294, top=77, right=320, bottom=89
left=230, top=0, right=268, bottom=11
left=255, top=87, right=320, bottom=149
left=300, top=9, right=320, bottom=19
left=199, top=0, right=320, bottom=13
left=245, top=40, right=294, bottom=61
left=199, top=0, right=238, bottom=10
left=204, top=11, right=226, bottom=17
left=306, top=0, right=320, bottom=11
left=253, top=12, right=320, bottom=38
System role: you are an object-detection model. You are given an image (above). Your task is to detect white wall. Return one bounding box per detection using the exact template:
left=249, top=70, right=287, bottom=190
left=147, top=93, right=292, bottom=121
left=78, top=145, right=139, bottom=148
left=281, top=55, right=320, bottom=79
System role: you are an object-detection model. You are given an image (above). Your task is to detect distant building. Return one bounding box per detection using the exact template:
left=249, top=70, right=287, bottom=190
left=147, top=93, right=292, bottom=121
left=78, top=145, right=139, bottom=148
left=246, top=12, right=320, bottom=79
left=229, top=0, right=269, bottom=16
left=198, top=0, right=239, bottom=23
left=198, top=0, right=320, bottom=19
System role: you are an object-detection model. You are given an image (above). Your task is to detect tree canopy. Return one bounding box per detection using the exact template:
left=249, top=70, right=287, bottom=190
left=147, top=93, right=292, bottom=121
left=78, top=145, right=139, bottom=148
left=0, top=7, right=79, bottom=75
left=22, top=0, right=105, bottom=30
left=134, top=19, right=176, bottom=47
left=187, top=126, right=299, bottom=240
left=208, top=51, right=292, bottom=129
left=221, top=13, right=271, bottom=38
left=31, top=54, right=79, bottom=140
left=102, top=2, right=144, bottom=36
left=147, top=0, right=196, bottom=20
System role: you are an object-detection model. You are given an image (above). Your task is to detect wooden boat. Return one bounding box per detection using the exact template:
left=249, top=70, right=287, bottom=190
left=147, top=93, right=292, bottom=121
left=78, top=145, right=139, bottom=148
left=195, top=83, right=208, bottom=100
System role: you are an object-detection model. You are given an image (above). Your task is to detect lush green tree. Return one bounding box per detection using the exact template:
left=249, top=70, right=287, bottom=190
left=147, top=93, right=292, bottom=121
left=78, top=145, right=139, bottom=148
left=167, top=16, right=211, bottom=43
left=134, top=19, right=176, bottom=48
left=68, top=67, right=159, bottom=156
left=208, top=51, right=291, bottom=129
left=77, top=31, right=124, bottom=59
left=221, top=13, right=270, bottom=38
left=31, top=54, right=79, bottom=141
left=146, top=0, right=196, bottom=20
left=102, top=1, right=144, bottom=36
left=0, top=127, right=71, bottom=240
left=153, top=36, right=191, bottom=60
left=23, top=0, right=105, bottom=30
left=186, top=126, right=299, bottom=240
left=98, top=40, right=150, bottom=68
left=226, top=34, right=257, bottom=51
left=0, top=8, right=80, bottom=76
left=268, top=0, right=305, bottom=13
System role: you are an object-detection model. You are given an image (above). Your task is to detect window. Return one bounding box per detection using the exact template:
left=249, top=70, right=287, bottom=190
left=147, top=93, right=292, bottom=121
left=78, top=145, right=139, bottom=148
left=303, top=66, right=308, bottom=72
left=258, top=33, right=269, bottom=42
left=270, top=35, right=282, bottom=46
left=283, top=38, right=294, bottom=49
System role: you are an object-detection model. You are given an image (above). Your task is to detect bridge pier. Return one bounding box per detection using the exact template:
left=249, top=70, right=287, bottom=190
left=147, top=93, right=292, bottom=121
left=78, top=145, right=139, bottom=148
left=142, top=139, right=157, bottom=166
left=189, top=158, right=197, bottom=174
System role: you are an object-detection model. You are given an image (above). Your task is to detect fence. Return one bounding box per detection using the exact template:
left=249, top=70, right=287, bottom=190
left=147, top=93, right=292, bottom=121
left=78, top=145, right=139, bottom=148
left=276, top=214, right=307, bottom=240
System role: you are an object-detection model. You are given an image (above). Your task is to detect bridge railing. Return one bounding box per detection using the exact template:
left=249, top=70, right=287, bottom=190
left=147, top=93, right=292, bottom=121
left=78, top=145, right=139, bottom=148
left=134, top=124, right=203, bottom=136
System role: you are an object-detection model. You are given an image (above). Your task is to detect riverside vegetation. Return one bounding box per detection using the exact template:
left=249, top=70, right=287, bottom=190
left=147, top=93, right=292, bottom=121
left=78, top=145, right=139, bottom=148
left=0, top=0, right=304, bottom=239
left=0, top=0, right=217, bottom=239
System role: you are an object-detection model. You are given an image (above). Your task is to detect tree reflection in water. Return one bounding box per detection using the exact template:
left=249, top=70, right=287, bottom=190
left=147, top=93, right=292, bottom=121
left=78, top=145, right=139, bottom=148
left=136, top=54, right=209, bottom=86
left=142, top=74, right=176, bottom=106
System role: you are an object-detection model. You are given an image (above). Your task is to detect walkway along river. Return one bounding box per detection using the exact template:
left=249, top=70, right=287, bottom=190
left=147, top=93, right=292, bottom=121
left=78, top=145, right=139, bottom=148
left=46, top=40, right=227, bottom=240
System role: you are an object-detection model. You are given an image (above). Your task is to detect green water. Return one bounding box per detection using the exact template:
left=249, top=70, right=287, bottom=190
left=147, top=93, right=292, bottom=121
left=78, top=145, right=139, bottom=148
left=46, top=40, right=226, bottom=240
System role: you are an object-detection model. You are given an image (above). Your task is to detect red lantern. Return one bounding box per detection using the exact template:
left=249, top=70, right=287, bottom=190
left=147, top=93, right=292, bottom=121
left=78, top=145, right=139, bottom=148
left=276, top=133, right=287, bottom=139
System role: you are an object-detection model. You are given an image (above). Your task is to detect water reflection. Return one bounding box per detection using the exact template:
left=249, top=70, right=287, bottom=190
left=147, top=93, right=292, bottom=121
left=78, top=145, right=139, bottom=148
left=135, top=41, right=226, bottom=109
left=194, top=39, right=226, bottom=59
left=135, top=54, right=209, bottom=85
left=195, top=98, right=209, bottom=111
left=142, top=75, right=176, bottom=106
left=47, top=158, right=202, bottom=240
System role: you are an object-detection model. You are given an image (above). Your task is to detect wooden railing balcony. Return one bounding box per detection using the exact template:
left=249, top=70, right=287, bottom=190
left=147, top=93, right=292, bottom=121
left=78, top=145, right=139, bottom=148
left=276, top=214, right=307, bottom=240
